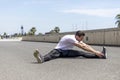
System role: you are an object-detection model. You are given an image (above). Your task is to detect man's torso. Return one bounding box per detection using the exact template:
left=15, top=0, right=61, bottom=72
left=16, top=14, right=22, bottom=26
left=55, top=35, right=78, bottom=50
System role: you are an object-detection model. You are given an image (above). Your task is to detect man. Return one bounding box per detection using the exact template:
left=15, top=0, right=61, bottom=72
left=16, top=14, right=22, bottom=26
left=33, top=31, right=107, bottom=63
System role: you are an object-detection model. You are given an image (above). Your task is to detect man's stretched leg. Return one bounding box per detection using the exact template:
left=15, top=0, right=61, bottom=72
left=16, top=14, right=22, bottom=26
left=59, top=47, right=107, bottom=58
left=59, top=49, right=99, bottom=58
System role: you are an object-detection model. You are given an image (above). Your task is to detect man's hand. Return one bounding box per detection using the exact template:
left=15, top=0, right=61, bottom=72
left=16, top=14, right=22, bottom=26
left=95, top=51, right=104, bottom=58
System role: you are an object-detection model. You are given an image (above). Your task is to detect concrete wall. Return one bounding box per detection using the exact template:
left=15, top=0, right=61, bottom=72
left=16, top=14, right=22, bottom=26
left=84, top=31, right=105, bottom=45
left=22, top=28, right=120, bottom=46
left=83, top=28, right=120, bottom=46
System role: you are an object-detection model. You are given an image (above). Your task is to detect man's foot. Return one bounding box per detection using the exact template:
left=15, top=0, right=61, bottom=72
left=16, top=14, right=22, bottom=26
left=101, top=47, right=107, bottom=59
left=33, top=49, right=44, bottom=63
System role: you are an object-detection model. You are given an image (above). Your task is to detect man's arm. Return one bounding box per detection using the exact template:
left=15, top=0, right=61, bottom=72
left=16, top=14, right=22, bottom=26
left=74, top=42, right=104, bottom=57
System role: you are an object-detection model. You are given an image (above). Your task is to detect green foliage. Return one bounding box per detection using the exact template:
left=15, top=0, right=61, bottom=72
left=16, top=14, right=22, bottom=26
left=46, top=26, right=60, bottom=34
left=54, top=26, right=60, bottom=33
left=3, top=32, right=7, bottom=36
left=115, top=14, right=120, bottom=28
left=28, top=27, right=37, bottom=35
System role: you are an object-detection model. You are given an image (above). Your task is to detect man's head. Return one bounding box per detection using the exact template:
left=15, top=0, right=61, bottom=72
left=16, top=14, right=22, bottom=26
left=75, top=31, right=85, bottom=42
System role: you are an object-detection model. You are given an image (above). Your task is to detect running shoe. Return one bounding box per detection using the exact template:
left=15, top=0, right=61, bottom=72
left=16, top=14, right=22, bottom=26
left=33, top=49, right=44, bottom=63
left=102, top=47, right=107, bottom=59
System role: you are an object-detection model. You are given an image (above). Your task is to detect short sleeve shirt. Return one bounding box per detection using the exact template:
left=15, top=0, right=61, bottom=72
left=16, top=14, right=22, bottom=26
left=55, top=35, right=78, bottom=50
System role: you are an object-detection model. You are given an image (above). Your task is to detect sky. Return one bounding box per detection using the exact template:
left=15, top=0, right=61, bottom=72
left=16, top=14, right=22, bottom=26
left=0, top=0, right=120, bottom=35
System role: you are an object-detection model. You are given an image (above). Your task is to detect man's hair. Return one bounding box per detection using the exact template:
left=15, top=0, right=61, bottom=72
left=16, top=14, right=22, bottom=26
left=75, top=31, right=85, bottom=37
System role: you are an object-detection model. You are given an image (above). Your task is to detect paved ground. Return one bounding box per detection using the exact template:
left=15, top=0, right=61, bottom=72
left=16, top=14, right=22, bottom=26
left=0, top=41, right=120, bottom=80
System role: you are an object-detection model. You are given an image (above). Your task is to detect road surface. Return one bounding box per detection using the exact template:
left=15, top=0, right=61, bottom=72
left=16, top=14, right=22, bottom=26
left=0, top=41, right=120, bottom=80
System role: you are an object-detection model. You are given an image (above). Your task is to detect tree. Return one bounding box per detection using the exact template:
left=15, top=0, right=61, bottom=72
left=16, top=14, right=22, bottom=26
left=54, top=26, right=60, bottom=33
left=45, top=26, right=60, bottom=34
left=115, top=14, right=120, bottom=28
left=2, top=32, right=8, bottom=38
left=28, top=27, right=37, bottom=35
left=3, top=32, right=7, bottom=36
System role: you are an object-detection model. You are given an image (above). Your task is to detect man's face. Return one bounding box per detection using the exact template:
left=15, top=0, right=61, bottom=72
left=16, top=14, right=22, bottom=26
left=75, top=35, right=84, bottom=42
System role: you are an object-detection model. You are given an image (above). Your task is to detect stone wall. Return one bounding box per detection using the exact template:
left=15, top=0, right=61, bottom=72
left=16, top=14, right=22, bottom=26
left=22, top=28, right=120, bottom=46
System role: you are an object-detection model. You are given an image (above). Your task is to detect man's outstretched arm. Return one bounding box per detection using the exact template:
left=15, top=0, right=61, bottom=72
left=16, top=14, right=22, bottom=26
left=74, top=42, right=104, bottom=57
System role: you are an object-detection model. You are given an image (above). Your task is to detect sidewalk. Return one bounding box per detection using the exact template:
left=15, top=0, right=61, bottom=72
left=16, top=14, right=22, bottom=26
left=0, top=37, right=22, bottom=41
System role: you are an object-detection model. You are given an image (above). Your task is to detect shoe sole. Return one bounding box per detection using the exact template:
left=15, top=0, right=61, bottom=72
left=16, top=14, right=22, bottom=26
left=33, top=50, right=42, bottom=63
left=103, top=47, right=107, bottom=59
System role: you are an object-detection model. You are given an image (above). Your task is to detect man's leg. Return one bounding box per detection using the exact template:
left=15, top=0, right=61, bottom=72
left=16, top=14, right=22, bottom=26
left=60, top=49, right=99, bottom=58
left=43, top=49, right=61, bottom=62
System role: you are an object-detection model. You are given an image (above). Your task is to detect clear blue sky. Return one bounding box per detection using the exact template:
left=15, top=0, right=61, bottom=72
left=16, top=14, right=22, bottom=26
left=0, top=0, right=120, bottom=34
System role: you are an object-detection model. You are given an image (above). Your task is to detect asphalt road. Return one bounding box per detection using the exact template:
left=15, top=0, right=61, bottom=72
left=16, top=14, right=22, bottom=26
left=0, top=41, right=120, bottom=80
